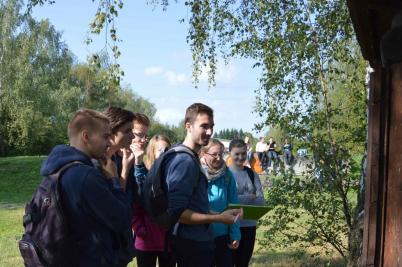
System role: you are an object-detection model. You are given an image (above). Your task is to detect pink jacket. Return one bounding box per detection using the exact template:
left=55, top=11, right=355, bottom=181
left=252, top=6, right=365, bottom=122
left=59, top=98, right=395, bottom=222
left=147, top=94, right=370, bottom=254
left=132, top=202, right=168, bottom=251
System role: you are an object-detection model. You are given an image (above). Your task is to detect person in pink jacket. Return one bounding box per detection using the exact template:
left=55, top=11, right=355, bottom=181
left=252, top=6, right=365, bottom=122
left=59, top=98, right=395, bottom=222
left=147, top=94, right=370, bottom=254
left=131, top=132, right=175, bottom=267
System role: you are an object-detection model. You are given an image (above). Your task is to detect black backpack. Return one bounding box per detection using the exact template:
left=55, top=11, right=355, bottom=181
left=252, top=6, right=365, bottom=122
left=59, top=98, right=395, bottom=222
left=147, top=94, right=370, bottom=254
left=19, top=161, right=82, bottom=267
left=140, top=145, right=201, bottom=230
left=243, top=166, right=257, bottom=194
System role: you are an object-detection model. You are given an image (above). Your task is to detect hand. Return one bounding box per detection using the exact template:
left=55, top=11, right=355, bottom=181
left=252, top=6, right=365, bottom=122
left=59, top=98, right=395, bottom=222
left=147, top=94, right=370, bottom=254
left=228, top=240, right=239, bottom=250
left=200, top=157, right=207, bottom=165
left=218, top=208, right=243, bottom=224
left=121, top=148, right=135, bottom=180
left=130, top=143, right=145, bottom=165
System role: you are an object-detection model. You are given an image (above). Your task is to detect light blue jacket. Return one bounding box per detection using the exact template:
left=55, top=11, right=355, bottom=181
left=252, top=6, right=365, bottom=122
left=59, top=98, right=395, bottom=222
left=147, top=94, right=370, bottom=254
left=206, top=168, right=241, bottom=241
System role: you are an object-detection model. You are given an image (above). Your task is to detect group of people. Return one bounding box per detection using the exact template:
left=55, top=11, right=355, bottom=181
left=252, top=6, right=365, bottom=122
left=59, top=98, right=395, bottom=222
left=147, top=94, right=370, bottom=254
left=38, top=103, right=265, bottom=267
left=254, top=137, right=293, bottom=169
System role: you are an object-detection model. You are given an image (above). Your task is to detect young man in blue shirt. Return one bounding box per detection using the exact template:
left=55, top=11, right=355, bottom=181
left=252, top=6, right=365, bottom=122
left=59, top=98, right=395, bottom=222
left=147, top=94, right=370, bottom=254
left=165, top=103, right=242, bottom=267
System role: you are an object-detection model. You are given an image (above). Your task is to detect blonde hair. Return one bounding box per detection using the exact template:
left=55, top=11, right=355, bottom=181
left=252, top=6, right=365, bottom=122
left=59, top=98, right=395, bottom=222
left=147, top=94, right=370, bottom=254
left=67, top=109, right=109, bottom=140
left=200, top=139, right=224, bottom=154
left=144, top=135, right=171, bottom=169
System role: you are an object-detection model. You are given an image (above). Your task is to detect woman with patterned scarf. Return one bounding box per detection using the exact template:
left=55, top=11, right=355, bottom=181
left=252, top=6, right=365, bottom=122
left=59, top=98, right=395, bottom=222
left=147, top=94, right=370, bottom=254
left=200, top=139, right=241, bottom=267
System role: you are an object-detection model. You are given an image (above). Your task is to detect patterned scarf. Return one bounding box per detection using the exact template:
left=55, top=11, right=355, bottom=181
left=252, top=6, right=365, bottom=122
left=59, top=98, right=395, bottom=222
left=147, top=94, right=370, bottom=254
left=203, top=164, right=227, bottom=181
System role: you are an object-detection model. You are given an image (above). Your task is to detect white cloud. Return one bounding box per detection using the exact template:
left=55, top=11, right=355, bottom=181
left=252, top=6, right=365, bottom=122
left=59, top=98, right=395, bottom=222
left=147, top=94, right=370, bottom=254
left=144, top=66, right=165, bottom=76
left=216, top=62, right=238, bottom=84
left=164, top=71, right=188, bottom=86
left=198, top=62, right=239, bottom=84
left=143, top=66, right=188, bottom=86
left=155, top=108, right=183, bottom=125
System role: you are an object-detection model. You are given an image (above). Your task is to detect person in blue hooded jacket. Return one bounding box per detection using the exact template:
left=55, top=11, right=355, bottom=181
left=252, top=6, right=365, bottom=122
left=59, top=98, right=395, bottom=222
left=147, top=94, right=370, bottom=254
left=40, top=109, right=132, bottom=267
left=200, top=139, right=241, bottom=267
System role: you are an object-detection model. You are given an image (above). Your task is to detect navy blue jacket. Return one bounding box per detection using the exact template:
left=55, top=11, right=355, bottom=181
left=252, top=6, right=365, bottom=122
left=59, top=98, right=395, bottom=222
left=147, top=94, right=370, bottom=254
left=165, top=150, right=214, bottom=242
left=40, top=145, right=131, bottom=267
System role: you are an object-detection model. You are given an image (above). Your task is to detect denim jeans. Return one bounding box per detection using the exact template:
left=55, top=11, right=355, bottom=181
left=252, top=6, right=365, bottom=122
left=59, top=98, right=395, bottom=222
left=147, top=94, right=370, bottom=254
left=284, top=150, right=292, bottom=165
left=267, top=151, right=278, bottom=167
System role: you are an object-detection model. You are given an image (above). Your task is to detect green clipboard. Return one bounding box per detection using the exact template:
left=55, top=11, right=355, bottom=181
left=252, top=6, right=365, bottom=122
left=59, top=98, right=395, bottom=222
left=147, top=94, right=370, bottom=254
left=228, top=204, right=270, bottom=220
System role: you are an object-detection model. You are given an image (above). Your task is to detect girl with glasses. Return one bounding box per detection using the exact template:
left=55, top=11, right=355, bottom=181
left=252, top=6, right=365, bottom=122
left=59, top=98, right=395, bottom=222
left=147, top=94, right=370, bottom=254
left=200, top=139, right=241, bottom=267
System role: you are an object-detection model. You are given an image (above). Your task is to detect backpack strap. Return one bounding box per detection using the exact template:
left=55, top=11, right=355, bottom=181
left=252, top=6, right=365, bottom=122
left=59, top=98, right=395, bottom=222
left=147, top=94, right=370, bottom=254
left=170, top=145, right=202, bottom=189
left=150, top=145, right=202, bottom=195
left=167, top=145, right=203, bottom=237
left=244, top=166, right=257, bottom=194
left=22, top=161, right=83, bottom=227
left=224, top=170, right=231, bottom=188
left=223, top=169, right=231, bottom=202
left=51, top=161, right=84, bottom=180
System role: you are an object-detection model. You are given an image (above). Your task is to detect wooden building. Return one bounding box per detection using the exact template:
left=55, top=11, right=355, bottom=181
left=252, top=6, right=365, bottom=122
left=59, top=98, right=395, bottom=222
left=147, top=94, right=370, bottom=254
left=347, top=1, right=402, bottom=266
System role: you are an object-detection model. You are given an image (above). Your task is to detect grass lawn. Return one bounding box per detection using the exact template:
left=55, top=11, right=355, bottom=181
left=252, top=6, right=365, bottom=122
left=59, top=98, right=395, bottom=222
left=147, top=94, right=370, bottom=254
left=0, top=156, right=347, bottom=266
left=0, top=156, right=45, bottom=267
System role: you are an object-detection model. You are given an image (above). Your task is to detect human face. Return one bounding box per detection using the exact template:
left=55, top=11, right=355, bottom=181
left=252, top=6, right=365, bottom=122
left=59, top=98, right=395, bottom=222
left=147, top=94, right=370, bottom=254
left=230, top=146, right=247, bottom=167
left=155, top=140, right=169, bottom=159
left=111, top=121, right=134, bottom=149
left=132, top=122, right=149, bottom=150
left=204, top=144, right=225, bottom=170
left=186, top=113, right=214, bottom=147
left=86, top=122, right=112, bottom=159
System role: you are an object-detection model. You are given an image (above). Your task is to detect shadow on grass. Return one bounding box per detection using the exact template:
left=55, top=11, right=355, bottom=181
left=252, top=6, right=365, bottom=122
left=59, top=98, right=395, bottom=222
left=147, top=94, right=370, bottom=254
left=251, top=250, right=346, bottom=267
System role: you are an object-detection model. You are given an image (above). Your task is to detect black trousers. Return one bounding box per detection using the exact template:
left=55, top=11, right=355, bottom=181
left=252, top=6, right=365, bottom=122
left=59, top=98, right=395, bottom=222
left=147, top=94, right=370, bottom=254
left=232, top=226, right=256, bottom=267
left=171, top=236, right=215, bottom=267
left=213, top=235, right=233, bottom=267
left=136, top=250, right=176, bottom=267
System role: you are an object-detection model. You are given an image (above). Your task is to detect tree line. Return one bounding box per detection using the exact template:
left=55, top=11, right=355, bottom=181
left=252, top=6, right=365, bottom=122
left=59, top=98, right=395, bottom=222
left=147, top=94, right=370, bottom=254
left=213, top=128, right=246, bottom=140
left=0, top=0, right=184, bottom=156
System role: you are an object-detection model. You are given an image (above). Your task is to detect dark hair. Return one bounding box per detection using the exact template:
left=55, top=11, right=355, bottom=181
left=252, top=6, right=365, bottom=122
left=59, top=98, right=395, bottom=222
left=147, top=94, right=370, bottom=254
left=67, top=108, right=109, bottom=139
left=184, top=103, right=213, bottom=125
left=134, top=113, right=150, bottom=127
left=103, top=106, right=135, bottom=134
left=229, top=139, right=247, bottom=151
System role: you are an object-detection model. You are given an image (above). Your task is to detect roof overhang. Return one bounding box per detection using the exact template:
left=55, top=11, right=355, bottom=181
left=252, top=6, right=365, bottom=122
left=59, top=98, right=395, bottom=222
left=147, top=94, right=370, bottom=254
left=347, top=0, right=402, bottom=66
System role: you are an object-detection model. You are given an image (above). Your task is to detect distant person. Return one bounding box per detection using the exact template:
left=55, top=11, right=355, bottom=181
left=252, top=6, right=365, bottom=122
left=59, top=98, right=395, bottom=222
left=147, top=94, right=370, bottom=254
left=282, top=138, right=293, bottom=166
left=40, top=109, right=132, bottom=266
left=229, top=139, right=265, bottom=267
left=267, top=137, right=278, bottom=168
left=131, top=134, right=176, bottom=267
left=255, top=137, right=267, bottom=168
left=200, top=139, right=241, bottom=267
left=244, top=136, right=253, bottom=166
left=165, top=103, right=242, bottom=267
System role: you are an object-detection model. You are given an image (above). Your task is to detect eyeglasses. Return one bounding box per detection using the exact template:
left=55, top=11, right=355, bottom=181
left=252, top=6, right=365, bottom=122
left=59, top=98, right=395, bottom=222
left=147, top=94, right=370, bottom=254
left=206, top=152, right=224, bottom=159
left=133, top=132, right=148, bottom=141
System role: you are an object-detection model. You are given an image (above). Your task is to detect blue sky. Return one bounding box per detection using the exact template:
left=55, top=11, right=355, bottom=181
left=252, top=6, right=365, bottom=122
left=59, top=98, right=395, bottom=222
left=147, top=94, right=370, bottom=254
left=32, top=0, right=265, bottom=135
